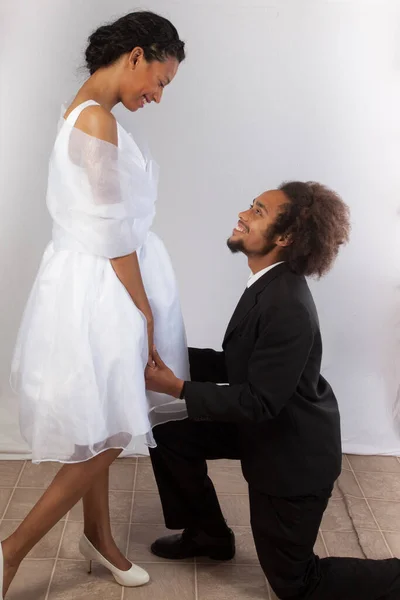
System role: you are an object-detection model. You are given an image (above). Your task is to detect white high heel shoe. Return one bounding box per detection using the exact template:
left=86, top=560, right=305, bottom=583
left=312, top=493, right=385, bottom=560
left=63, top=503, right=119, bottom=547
left=79, top=535, right=149, bottom=587
left=0, top=541, right=4, bottom=600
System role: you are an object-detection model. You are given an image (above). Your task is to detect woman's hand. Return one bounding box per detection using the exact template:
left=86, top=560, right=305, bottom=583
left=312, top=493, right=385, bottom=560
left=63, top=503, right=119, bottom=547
left=145, top=348, right=184, bottom=398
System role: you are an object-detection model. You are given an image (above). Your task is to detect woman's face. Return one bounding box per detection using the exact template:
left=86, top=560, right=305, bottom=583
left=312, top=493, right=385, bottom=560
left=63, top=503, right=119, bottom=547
left=120, top=48, right=179, bottom=112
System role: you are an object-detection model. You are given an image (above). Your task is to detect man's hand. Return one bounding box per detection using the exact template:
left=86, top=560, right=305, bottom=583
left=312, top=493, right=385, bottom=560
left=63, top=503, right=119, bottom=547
left=145, top=347, right=184, bottom=398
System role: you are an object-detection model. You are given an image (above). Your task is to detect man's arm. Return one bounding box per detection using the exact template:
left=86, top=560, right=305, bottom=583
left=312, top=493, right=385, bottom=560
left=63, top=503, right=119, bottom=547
left=184, top=304, right=314, bottom=423
left=188, top=348, right=228, bottom=383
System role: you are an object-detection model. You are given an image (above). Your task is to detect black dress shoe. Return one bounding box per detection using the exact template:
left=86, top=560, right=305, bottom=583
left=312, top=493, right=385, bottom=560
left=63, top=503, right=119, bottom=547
left=151, top=527, right=236, bottom=560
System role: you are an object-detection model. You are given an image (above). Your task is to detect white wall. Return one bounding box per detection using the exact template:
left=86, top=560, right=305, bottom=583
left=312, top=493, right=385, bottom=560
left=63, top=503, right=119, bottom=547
left=1, top=0, right=399, bottom=458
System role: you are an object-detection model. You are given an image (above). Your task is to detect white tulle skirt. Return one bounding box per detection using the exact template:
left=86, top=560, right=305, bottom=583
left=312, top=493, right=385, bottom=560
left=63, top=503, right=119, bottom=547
left=10, top=231, right=189, bottom=463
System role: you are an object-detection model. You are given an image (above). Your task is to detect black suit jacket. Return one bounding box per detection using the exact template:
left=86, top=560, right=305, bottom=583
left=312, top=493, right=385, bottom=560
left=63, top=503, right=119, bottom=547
left=184, top=263, right=342, bottom=496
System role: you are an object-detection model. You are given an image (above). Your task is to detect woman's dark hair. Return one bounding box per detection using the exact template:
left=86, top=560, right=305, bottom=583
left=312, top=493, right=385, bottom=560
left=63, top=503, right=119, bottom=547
left=271, top=181, right=350, bottom=278
left=85, top=11, right=185, bottom=75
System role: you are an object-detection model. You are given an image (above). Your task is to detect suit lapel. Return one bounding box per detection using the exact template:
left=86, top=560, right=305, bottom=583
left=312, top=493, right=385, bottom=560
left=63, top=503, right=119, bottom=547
left=223, top=287, right=256, bottom=346
left=223, top=263, right=289, bottom=346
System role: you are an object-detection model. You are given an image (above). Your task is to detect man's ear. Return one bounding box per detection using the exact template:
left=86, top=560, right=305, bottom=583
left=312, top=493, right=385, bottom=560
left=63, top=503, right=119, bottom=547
left=276, top=232, right=293, bottom=248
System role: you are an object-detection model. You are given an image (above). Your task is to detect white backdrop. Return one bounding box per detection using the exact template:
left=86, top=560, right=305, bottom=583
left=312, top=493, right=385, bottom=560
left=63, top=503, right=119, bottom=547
left=1, top=0, right=399, bottom=458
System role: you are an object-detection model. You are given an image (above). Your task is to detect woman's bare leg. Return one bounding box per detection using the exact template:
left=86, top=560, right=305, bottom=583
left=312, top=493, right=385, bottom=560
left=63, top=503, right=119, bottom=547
left=1, top=448, right=121, bottom=596
left=83, top=467, right=131, bottom=571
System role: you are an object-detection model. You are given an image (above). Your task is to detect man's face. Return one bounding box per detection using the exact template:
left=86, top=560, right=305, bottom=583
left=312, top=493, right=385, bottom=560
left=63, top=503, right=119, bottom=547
left=227, top=190, right=289, bottom=256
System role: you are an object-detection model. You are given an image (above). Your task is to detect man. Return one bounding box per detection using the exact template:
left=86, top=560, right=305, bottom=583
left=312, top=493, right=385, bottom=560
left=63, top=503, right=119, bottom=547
left=145, top=181, right=400, bottom=600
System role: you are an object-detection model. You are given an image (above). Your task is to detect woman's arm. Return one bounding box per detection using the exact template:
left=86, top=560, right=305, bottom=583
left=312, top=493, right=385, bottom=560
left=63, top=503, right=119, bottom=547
left=111, top=252, right=154, bottom=361
left=73, top=105, right=154, bottom=361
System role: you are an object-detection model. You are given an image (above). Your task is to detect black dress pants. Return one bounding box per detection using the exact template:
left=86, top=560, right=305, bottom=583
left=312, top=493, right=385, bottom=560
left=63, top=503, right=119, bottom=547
left=149, top=419, right=400, bottom=600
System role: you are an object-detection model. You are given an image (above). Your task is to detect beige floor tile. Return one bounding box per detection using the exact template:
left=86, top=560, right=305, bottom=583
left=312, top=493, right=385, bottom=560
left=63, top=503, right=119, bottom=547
left=0, top=519, right=64, bottom=559
left=356, top=472, right=400, bottom=501
left=369, top=500, right=400, bottom=531
left=128, top=523, right=193, bottom=563
left=135, top=464, right=158, bottom=492
left=208, top=459, right=241, bottom=468
left=18, top=461, right=61, bottom=488
left=109, top=461, right=136, bottom=491
left=357, top=530, right=392, bottom=559
left=321, top=498, right=353, bottom=532
left=7, top=451, right=400, bottom=600
left=332, top=470, right=363, bottom=498
left=219, top=494, right=251, bottom=526
left=0, top=461, right=24, bottom=488
left=59, top=521, right=129, bottom=560
left=124, top=564, right=195, bottom=600
left=0, top=488, right=13, bottom=516
left=322, top=531, right=365, bottom=558
left=197, top=564, right=268, bottom=600
left=137, top=456, right=152, bottom=464
left=383, top=532, right=400, bottom=557
left=68, top=490, right=132, bottom=523
left=345, top=496, right=379, bottom=530
left=314, top=532, right=328, bottom=558
left=3, top=488, right=66, bottom=521
left=6, top=558, right=55, bottom=600
left=207, top=464, right=248, bottom=494
left=67, top=500, right=84, bottom=521
left=48, top=560, right=122, bottom=599
left=108, top=492, right=133, bottom=523
left=342, top=455, right=351, bottom=470
left=324, top=529, right=391, bottom=560
left=321, top=497, right=377, bottom=531
left=348, top=455, right=400, bottom=473
left=132, top=492, right=164, bottom=524
left=67, top=500, right=83, bottom=521
left=229, top=527, right=259, bottom=565
left=120, top=456, right=138, bottom=464
left=58, top=521, right=85, bottom=560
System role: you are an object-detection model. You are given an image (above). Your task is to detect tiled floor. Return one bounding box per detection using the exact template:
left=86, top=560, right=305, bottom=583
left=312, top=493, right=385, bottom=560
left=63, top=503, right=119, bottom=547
left=1, top=454, right=400, bottom=599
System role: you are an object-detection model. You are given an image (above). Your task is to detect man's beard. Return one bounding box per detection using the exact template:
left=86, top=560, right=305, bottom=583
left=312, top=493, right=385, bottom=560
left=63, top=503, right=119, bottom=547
left=226, top=237, right=246, bottom=254
left=226, top=235, right=276, bottom=257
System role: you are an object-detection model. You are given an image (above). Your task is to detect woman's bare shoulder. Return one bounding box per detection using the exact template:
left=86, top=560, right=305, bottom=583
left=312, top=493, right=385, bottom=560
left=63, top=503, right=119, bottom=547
left=66, top=102, right=117, bottom=146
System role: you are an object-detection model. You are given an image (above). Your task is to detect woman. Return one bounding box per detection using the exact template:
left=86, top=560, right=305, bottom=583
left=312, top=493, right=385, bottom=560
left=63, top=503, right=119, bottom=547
left=1, top=10, right=188, bottom=598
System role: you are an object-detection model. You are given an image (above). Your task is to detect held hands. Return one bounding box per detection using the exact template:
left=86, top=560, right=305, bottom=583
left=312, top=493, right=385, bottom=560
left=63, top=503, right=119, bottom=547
left=145, top=347, right=184, bottom=398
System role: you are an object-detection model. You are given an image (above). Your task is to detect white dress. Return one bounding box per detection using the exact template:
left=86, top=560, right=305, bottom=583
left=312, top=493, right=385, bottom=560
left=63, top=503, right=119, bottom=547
left=10, top=100, right=189, bottom=464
